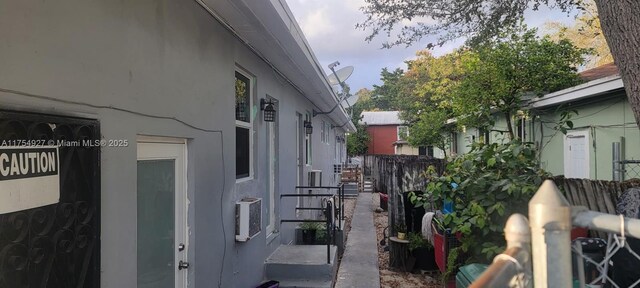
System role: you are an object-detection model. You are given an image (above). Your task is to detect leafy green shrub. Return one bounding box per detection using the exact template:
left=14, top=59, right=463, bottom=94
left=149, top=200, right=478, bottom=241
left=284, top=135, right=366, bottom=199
left=411, top=140, right=547, bottom=261
left=300, top=221, right=324, bottom=230
left=407, top=232, right=432, bottom=252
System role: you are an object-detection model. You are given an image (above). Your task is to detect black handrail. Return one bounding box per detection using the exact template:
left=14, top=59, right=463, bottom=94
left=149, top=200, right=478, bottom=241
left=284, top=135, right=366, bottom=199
left=295, top=185, right=343, bottom=189
left=279, top=183, right=346, bottom=264
left=281, top=193, right=335, bottom=197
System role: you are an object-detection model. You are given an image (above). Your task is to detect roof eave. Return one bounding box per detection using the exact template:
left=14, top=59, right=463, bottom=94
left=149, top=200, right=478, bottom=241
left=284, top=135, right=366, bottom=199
left=529, top=75, right=624, bottom=108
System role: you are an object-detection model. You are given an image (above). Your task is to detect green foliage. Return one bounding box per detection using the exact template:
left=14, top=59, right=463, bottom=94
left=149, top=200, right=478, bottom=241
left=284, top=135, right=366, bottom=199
left=356, top=0, right=584, bottom=48
left=554, top=109, right=579, bottom=135
left=300, top=221, right=324, bottom=230
left=407, top=232, right=432, bottom=252
left=348, top=88, right=375, bottom=119
left=413, top=140, right=548, bottom=261
left=346, top=122, right=370, bottom=156
left=394, top=223, right=407, bottom=233
left=452, top=26, right=587, bottom=139
left=393, top=50, right=470, bottom=155
left=443, top=247, right=462, bottom=280
left=370, top=68, right=411, bottom=111
left=406, top=109, right=453, bottom=157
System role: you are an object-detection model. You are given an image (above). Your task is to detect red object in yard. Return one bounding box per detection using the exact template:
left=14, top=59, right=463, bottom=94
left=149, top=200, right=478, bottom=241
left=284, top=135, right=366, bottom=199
left=433, top=222, right=462, bottom=273
left=571, top=227, right=588, bottom=240
left=379, top=193, right=388, bottom=211
left=434, top=231, right=446, bottom=273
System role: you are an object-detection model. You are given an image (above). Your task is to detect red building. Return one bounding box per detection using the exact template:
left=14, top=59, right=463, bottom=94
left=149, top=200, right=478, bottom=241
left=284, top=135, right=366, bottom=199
left=361, top=111, right=418, bottom=155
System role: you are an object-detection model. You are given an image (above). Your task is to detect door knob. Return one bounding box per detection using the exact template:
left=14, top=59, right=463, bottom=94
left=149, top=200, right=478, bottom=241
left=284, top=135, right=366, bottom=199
left=178, top=260, right=190, bottom=270
left=178, top=243, right=185, bottom=251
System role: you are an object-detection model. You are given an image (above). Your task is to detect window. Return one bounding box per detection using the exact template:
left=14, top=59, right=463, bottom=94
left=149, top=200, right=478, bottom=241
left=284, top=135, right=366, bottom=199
left=235, top=70, right=253, bottom=179
left=324, top=122, right=330, bottom=144
left=321, top=120, right=326, bottom=143
left=516, top=118, right=526, bottom=140
left=450, top=132, right=458, bottom=155
left=418, top=146, right=434, bottom=157
left=397, top=126, right=409, bottom=141
left=305, top=113, right=312, bottom=165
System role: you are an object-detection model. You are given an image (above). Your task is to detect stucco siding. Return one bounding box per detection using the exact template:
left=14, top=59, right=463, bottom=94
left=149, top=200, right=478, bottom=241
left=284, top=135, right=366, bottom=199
left=0, top=1, right=348, bottom=287
left=533, top=93, right=640, bottom=180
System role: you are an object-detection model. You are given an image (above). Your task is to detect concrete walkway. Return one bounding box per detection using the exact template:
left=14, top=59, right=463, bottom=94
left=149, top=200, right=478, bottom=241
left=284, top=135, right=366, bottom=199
left=334, top=193, right=381, bottom=288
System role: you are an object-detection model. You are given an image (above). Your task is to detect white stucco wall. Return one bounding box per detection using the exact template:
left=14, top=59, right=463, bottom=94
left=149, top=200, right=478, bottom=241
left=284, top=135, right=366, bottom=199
left=0, top=0, right=347, bottom=287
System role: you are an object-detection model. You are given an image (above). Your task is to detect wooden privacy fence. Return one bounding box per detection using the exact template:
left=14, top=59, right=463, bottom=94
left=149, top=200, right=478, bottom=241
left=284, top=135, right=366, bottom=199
left=362, top=155, right=445, bottom=233
left=552, top=176, right=640, bottom=214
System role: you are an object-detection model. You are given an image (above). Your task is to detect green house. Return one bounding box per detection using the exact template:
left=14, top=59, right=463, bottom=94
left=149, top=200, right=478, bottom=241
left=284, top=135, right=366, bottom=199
left=444, top=63, right=640, bottom=181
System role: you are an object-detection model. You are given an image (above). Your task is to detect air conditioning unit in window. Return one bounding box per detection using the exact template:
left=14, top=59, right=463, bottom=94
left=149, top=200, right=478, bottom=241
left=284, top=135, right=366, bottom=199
left=235, top=198, right=261, bottom=242
left=308, top=170, right=322, bottom=187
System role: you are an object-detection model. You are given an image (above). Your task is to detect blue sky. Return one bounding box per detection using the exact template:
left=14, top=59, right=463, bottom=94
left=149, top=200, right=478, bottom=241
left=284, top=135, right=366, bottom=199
left=286, top=0, right=579, bottom=92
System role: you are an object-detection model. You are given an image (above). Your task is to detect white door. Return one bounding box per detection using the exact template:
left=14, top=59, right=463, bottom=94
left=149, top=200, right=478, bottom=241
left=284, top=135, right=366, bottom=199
left=137, top=140, right=188, bottom=288
left=266, top=121, right=277, bottom=236
left=564, top=131, right=590, bottom=179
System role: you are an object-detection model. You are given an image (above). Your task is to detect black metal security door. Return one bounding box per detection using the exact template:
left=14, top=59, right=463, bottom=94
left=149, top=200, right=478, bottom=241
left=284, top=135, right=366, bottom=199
left=0, top=110, right=100, bottom=288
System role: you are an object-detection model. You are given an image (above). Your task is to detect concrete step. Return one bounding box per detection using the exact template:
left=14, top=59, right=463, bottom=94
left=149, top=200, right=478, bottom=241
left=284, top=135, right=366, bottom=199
left=363, top=181, right=373, bottom=192
left=265, top=245, right=338, bottom=285
left=278, top=279, right=333, bottom=288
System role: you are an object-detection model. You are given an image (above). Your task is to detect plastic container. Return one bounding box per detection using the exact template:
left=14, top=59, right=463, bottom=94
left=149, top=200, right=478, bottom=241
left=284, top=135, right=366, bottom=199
left=433, top=223, right=462, bottom=273
left=443, top=183, right=458, bottom=215
left=443, top=199, right=454, bottom=214
left=456, top=263, right=489, bottom=288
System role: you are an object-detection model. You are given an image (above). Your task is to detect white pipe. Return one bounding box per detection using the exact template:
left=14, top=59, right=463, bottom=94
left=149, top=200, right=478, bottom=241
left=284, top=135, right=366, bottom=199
left=572, top=206, right=640, bottom=238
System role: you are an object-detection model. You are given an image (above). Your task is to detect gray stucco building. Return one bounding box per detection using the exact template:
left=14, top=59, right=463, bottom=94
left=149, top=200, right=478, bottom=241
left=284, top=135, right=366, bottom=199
left=0, top=0, right=354, bottom=287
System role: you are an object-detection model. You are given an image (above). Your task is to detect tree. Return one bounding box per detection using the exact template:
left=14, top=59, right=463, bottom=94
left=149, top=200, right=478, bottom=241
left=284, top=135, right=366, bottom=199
left=346, top=122, right=371, bottom=156
left=452, top=28, right=586, bottom=139
left=393, top=50, right=469, bottom=157
left=348, top=88, right=375, bottom=118
left=545, top=0, right=612, bottom=68
left=370, top=68, right=411, bottom=111
left=407, top=109, right=454, bottom=158
left=345, top=89, right=374, bottom=157
left=357, top=0, right=640, bottom=128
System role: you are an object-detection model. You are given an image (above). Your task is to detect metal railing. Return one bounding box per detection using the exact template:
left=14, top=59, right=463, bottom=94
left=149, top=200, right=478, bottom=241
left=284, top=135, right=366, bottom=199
left=280, top=184, right=345, bottom=264
left=471, top=180, right=640, bottom=288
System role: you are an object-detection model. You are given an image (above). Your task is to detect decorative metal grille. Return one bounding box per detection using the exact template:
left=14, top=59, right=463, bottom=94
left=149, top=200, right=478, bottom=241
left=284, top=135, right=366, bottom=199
left=0, top=110, right=100, bottom=288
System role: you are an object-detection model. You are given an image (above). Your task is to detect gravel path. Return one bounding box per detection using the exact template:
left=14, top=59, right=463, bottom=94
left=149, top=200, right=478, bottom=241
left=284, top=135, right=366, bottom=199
left=373, top=193, right=440, bottom=288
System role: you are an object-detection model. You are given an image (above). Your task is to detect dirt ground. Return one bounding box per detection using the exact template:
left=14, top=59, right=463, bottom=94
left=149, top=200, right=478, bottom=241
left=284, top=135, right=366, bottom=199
left=337, top=197, right=357, bottom=263
left=342, top=197, right=358, bottom=239
left=372, top=194, right=441, bottom=288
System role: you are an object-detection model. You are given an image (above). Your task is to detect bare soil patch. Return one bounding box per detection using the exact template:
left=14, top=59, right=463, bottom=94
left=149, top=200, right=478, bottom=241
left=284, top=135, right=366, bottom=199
left=373, top=193, right=440, bottom=288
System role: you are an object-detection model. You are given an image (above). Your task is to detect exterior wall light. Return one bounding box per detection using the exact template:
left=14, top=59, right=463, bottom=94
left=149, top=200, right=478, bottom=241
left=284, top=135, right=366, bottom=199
left=260, top=99, right=276, bottom=122
left=304, top=121, right=313, bottom=135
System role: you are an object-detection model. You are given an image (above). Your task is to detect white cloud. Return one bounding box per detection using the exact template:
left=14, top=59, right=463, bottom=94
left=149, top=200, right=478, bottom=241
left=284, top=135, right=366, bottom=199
left=286, top=0, right=579, bottom=90
left=298, top=8, right=334, bottom=38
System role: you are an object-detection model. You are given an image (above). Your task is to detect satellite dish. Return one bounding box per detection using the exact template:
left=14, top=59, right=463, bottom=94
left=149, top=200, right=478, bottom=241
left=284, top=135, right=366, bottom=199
left=328, top=66, right=354, bottom=86
left=344, top=93, right=360, bottom=107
